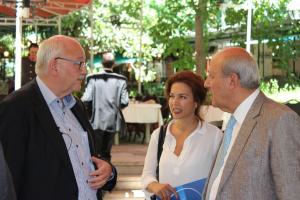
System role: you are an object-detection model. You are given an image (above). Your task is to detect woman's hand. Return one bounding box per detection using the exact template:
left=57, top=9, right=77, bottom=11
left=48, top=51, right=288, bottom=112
left=147, top=182, right=179, bottom=200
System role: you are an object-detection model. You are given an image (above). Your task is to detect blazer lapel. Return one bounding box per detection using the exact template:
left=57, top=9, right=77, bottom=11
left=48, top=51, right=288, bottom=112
left=71, top=102, right=97, bottom=156
left=31, top=81, right=74, bottom=175
left=218, top=92, right=266, bottom=192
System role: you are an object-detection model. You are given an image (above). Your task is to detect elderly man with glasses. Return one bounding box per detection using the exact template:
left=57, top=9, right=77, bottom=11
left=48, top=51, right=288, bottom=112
left=0, top=35, right=117, bottom=200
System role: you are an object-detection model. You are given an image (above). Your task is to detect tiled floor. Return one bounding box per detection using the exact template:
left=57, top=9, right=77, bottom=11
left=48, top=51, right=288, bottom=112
left=106, top=143, right=148, bottom=200
left=111, top=143, right=148, bottom=165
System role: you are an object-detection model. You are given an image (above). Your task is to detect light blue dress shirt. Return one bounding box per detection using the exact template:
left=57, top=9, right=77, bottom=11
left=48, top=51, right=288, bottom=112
left=36, top=77, right=97, bottom=200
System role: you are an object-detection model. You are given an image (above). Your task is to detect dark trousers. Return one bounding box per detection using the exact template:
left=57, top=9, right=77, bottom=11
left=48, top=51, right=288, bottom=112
left=94, top=129, right=115, bottom=162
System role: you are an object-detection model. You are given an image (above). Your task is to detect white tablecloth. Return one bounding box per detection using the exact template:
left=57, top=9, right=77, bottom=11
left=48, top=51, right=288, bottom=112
left=122, top=103, right=163, bottom=143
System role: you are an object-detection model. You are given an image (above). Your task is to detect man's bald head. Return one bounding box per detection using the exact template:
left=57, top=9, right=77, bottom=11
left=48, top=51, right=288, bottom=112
left=35, top=35, right=84, bottom=76
left=211, top=47, right=260, bottom=89
left=102, top=52, right=115, bottom=68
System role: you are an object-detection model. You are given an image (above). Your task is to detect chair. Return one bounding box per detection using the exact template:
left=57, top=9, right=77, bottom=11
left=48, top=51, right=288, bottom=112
left=126, top=123, right=146, bottom=144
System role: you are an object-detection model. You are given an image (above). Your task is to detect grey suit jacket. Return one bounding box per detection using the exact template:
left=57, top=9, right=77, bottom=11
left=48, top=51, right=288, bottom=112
left=204, top=92, right=300, bottom=200
left=81, top=71, right=129, bottom=133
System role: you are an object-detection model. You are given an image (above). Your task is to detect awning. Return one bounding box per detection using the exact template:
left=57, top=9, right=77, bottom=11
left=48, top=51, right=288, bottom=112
left=0, top=0, right=92, bottom=90
left=0, top=0, right=91, bottom=18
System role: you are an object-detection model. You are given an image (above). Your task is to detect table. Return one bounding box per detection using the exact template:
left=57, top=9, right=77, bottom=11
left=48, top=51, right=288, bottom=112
left=122, top=102, right=164, bottom=143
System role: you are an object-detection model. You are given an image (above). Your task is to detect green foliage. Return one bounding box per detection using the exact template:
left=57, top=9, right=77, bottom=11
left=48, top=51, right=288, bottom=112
left=0, top=79, right=8, bottom=95
left=225, top=7, right=247, bottom=26
left=260, top=76, right=300, bottom=103
left=0, top=35, right=14, bottom=58
left=149, top=0, right=208, bottom=71
left=260, top=78, right=281, bottom=94
left=1, top=0, right=299, bottom=91
left=133, top=62, right=157, bottom=82
left=223, top=0, right=299, bottom=87
left=143, top=81, right=165, bottom=97
left=129, top=88, right=138, bottom=98
left=61, top=11, right=87, bottom=37
left=23, top=25, right=56, bottom=40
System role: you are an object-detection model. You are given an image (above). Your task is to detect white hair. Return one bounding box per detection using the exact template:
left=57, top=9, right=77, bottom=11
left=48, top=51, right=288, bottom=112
left=220, top=47, right=260, bottom=89
left=35, top=35, right=80, bottom=76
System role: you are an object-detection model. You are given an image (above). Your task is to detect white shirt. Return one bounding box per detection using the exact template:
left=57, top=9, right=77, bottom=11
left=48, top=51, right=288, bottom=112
left=209, top=89, right=260, bottom=200
left=141, top=120, right=222, bottom=199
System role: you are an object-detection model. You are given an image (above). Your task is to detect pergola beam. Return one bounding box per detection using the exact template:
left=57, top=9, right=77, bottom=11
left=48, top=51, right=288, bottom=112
left=0, top=17, right=58, bottom=26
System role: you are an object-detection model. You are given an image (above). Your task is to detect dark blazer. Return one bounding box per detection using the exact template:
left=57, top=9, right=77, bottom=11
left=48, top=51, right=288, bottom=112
left=0, top=79, right=117, bottom=200
left=0, top=142, right=16, bottom=200
left=21, top=57, right=36, bottom=86
left=204, top=92, right=300, bottom=200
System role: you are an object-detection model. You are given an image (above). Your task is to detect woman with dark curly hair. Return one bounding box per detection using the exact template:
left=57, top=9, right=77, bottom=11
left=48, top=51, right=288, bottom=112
left=142, top=71, right=222, bottom=200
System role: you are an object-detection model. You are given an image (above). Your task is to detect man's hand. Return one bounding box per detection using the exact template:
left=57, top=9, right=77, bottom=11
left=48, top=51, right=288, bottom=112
left=88, top=156, right=113, bottom=190
left=148, top=182, right=178, bottom=200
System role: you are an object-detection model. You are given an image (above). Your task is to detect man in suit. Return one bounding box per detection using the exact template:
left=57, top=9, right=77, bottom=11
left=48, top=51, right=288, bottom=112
left=203, top=47, right=300, bottom=200
left=81, top=52, right=129, bottom=161
left=0, top=35, right=117, bottom=200
left=21, top=43, right=39, bottom=86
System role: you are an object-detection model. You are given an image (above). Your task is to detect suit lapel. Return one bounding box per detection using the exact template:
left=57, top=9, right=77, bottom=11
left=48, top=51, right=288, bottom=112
left=31, top=80, right=74, bottom=175
left=71, top=102, right=97, bottom=156
left=218, top=92, right=266, bottom=192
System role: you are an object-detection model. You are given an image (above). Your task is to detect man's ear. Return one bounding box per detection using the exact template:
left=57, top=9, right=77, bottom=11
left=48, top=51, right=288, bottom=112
left=228, top=73, right=240, bottom=89
left=49, top=59, right=58, bottom=75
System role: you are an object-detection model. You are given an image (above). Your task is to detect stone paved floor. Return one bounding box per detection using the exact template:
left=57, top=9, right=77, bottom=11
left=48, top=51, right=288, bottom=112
left=111, top=143, right=148, bottom=165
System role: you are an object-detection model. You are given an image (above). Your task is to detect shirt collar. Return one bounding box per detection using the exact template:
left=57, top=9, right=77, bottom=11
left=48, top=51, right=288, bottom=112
left=104, top=69, right=113, bottom=73
left=36, top=76, right=76, bottom=109
left=166, top=119, right=204, bottom=138
left=233, top=88, right=260, bottom=124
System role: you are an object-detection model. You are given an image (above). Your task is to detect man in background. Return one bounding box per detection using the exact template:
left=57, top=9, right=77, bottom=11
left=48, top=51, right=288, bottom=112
left=204, top=47, right=300, bottom=200
left=82, top=52, right=129, bottom=161
left=0, top=35, right=116, bottom=200
left=21, top=43, right=39, bottom=86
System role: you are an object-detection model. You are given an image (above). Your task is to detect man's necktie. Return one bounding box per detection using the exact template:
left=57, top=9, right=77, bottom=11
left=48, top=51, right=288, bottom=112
left=205, top=115, right=237, bottom=199
left=220, top=115, right=237, bottom=164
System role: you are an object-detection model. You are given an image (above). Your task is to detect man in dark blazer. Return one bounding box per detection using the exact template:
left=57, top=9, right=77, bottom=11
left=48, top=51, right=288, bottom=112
left=81, top=52, right=129, bottom=161
left=203, top=47, right=300, bottom=200
left=21, top=43, right=39, bottom=86
left=0, top=35, right=117, bottom=200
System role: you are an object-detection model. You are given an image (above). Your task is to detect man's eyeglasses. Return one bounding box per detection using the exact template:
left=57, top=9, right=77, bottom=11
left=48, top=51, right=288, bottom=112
left=55, top=57, right=86, bottom=70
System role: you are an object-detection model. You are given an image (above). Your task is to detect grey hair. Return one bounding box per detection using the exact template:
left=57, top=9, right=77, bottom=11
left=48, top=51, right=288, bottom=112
left=35, top=35, right=76, bottom=76
left=221, top=48, right=260, bottom=89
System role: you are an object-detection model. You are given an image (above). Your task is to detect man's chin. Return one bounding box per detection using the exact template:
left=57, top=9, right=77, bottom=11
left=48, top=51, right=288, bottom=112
left=210, top=99, right=216, bottom=107
left=73, top=84, right=82, bottom=92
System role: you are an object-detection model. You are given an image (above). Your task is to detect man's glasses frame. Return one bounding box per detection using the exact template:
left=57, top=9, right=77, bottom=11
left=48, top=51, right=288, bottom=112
left=55, top=57, right=86, bottom=70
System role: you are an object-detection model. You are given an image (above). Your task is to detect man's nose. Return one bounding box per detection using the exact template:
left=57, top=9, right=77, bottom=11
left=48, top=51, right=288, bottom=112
left=204, top=79, right=209, bottom=88
left=81, top=65, right=87, bottom=74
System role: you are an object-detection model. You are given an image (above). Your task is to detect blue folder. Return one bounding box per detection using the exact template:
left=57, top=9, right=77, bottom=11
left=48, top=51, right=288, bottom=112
left=156, top=178, right=207, bottom=200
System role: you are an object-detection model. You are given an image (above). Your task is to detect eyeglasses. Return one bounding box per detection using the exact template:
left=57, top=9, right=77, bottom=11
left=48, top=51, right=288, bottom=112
left=55, top=57, right=86, bottom=70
